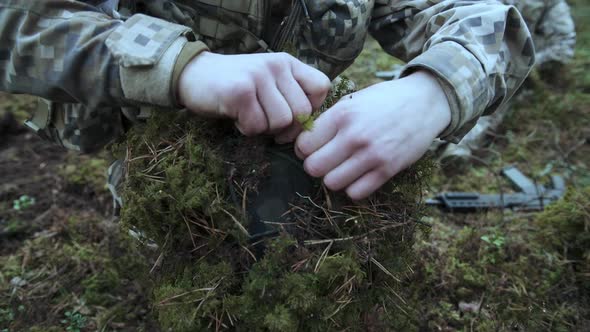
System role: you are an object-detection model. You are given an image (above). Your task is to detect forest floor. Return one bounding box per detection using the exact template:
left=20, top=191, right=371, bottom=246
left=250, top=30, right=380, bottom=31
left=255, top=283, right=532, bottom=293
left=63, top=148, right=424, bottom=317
left=1, top=0, right=589, bottom=331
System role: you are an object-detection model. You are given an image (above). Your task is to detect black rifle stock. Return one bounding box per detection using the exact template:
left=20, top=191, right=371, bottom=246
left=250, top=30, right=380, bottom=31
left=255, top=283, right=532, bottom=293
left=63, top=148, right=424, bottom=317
left=426, top=166, right=566, bottom=212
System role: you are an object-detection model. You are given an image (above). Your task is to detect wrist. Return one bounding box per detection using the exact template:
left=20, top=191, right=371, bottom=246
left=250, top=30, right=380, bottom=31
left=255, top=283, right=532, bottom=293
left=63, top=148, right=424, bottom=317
left=406, top=70, right=452, bottom=136
left=174, top=43, right=210, bottom=108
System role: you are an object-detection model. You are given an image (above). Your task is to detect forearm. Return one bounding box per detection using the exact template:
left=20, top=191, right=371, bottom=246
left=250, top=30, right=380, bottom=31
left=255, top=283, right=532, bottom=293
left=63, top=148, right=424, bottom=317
left=0, top=1, right=126, bottom=106
left=371, top=0, right=535, bottom=142
left=0, top=0, right=206, bottom=109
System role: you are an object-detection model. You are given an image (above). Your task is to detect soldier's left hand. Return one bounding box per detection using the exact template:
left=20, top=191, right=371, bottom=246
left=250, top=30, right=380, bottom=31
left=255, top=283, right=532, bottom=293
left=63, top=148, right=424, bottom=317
left=295, top=71, right=451, bottom=200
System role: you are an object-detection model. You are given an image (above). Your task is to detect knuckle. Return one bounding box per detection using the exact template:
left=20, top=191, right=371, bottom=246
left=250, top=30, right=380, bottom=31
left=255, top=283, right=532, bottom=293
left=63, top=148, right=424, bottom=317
left=376, top=167, right=393, bottom=180
left=238, top=114, right=266, bottom=137
left=278, top=52, right=294, bottom=61
left=323, top=177, right=341, bottom=192
left=346, top=189, right=363, bottom=201
left=238, top=125, right=256, bottom=137
left=304, top=159, right=323, bottom=178
left=320, top=75, right=331, bottom=91
left=271, top=113, right=292, bottom=130
left=269, top=53, right=290, bottom=72
left=366, top=147, right=388, bottom=166
left=249, top=68, right=268, bottom=84
left=232, top=80, right=256, bottom=101
left=293, top=100, right=312, bottom=116
left=238, top=120, right=264, bottom=136
left=349, top=133, right=371, bottom=149
left=248, top=123, right=266, bottom=136
left=334, top=108, right=353, bottom=127
left=365, top=154, right=383, bottom=168
left=296, top=139, right=312, bottom=157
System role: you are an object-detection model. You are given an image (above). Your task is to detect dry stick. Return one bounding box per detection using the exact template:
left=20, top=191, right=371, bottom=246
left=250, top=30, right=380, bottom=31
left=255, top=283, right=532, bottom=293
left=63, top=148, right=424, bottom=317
left=241, top=244, right=257, bottom=262
left=384, top=282, right=407, bottom=305
left=181, top=213, right=198, bottom=250
left=325, top=298, right=353, bottom=320
left=333, top=275, right=356, bottom=297
left=196, top=280, right=222, bottom=313
left=187, top=218, right=220, bottom=235
left=322, top=184, right=333, bottom=210
left=157, top=287, right=215, bottom=306
left=150, top=231, right=170, bottom=274
left=314, top=241, right=334, bottom=273
left=189, top=243, right=209, bottom=254
left=296, top=193, right=347, bottom=216
left=303, top=223, right=408, bottom=246
left=225, top=309, right=235, bottom=327
left=241, top=185, right=248, bottom=220
left=370, top=257, right=401, bottom=283
left=220, top=207, right=250, bottom=237
left=291, top=257, right=310, bottom=272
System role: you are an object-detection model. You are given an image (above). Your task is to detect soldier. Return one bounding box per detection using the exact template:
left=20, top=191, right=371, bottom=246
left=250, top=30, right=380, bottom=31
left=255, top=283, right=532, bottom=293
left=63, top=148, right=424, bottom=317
left=0, top=0, right=534, bottom=203
left=439, top=0, right=576, bottom=162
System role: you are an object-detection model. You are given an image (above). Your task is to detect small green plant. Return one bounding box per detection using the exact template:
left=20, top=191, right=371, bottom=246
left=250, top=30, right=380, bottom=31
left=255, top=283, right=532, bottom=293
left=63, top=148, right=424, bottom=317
left=60, top=311, right=86, bottom=332
left=12, top=195, right=35, bottom=211
left=295, top=113, right=318, bottom=131
left=481, top=234, right=505, bottom=249
left=0, top=308, right=15, bottom=325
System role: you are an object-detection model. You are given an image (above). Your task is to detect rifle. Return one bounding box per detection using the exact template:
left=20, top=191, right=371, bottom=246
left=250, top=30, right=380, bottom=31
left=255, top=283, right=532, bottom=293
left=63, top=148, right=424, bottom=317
left=426, top=166, right=566, bottom=212
left=375, top=64, right=404, bottom=80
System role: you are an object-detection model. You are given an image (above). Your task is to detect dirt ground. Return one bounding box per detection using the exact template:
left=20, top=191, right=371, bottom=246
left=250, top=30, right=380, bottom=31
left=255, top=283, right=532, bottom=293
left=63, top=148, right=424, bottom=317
left=1, top=0, right=590, bottom=330
left=0, top=95, right=157, bottom=330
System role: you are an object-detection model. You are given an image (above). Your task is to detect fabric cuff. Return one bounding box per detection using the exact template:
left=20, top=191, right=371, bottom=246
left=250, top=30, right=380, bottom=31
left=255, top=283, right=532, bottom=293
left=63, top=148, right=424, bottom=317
left=106, top=14, right=196, bottom=108
left=399, top=42, right=491, bottom=143
left=171, top=41, right=210, bottom=108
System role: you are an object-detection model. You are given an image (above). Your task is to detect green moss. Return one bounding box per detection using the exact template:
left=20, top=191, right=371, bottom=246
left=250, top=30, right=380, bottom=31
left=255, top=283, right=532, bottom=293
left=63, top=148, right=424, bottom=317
left=81, top=269, right=121, bottom=305
left=343, top=38, right=404, bottom=89
left=536, top=186, right=590, bottom=291
left=0, top=92, right=36, bottom=122
left=117, top=87, right=431, bottom=329
left=60, top=156, right=109, bottom=194
left=403, top=189, right=590, bottom=331
left=0, top=210, right=152, bottom=330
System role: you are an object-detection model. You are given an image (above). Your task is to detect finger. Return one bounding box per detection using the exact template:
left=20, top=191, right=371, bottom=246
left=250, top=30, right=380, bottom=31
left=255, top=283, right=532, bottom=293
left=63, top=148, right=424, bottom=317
left=345, top=168, right=392, bottom=201
left=235, top=96, right=268, bottom=136
left=323, top=151, right=378, bottom=191
left=303, top=134, right=353, bottom=178
left=290, top=60, right=331, bottom=109
left=277, top=76, right=313, bottom=119
left=295, top=108, right=339, bottom=158
left=275, top=123, right=303, bottom=144
left=257, top=80, right=293, bottom=133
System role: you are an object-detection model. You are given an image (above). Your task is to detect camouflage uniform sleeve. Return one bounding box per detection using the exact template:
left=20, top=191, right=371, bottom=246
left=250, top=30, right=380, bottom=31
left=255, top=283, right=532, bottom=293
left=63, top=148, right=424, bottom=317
left=0, top=1, right=208, bottom=152
left=370, top=0, right=535, bottom=143
left=514, top=0, right=576, bottom=65
left=0, top=0, right=206, bottom=108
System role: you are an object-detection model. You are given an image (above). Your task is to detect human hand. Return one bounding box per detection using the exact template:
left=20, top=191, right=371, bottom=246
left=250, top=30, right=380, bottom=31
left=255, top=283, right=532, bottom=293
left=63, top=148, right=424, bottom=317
left=178, top=52, right=330, bottom=137
left=295, top=71, right=451, bottom=200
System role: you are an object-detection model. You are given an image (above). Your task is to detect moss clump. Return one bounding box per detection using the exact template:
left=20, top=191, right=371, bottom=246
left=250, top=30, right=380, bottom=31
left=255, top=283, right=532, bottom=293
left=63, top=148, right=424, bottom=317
left=402, top=187, right=590, bottom=331
left=60, top=156, right=109, bottom=195
left=536, top=186, right=590, bottom=291
left=117, top=78, right=432, bottom=330
left=0, top=213, right=153, bottom=331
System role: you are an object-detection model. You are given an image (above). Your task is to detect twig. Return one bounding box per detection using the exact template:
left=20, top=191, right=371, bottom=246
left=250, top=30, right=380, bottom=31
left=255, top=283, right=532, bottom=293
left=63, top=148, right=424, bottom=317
left=220, top=208, right=250, bottom=237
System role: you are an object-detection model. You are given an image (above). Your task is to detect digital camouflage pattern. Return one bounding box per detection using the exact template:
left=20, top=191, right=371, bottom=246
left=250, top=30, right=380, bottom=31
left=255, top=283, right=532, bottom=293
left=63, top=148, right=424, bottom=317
left=505, top=0, right=576, bottom=65
left=439, top=0, right=576, bottom=160
left=1, top=0, right=535, bottom=152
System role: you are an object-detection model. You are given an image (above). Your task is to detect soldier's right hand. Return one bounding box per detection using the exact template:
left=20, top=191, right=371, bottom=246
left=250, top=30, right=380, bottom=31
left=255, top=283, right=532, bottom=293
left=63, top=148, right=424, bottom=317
left=177, top=52, right=330, bottom=137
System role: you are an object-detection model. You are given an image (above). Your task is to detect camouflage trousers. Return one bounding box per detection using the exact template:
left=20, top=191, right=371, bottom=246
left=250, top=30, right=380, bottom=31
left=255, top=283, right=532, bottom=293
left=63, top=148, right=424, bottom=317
left=107, top=159, right=125, bottom=217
